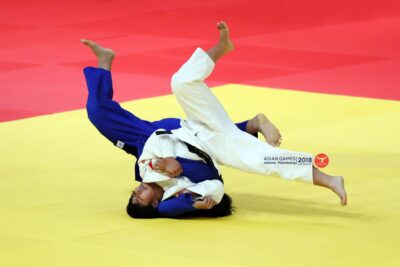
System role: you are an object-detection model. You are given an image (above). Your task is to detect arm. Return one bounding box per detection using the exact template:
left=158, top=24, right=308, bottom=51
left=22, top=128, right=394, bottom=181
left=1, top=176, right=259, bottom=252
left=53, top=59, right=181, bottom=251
left=192, top=196, right=217, bottom=209
left=157, top=193, right=196, bottom=217
left=138, top=131, right=179, bottom=182
left=152, top=157, right=182, bottom=178
left=157, top=194, right=218, bottom=217
left=157, top=179, right=223, bottom=217
left=175, top=156, right=220, bottom=183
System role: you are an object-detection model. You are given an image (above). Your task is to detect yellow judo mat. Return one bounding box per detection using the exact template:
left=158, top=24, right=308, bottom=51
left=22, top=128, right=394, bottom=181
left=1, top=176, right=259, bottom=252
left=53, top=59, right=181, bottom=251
left=1, top=84, right=399, bottom=267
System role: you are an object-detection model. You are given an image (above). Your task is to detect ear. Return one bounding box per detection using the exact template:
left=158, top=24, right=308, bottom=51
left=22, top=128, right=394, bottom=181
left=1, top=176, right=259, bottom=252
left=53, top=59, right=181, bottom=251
left=151, top=200, right=159, bottom=208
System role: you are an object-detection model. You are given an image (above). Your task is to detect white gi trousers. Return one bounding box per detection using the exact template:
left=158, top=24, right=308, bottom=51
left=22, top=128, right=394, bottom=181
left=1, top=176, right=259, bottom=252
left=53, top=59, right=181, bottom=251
left=170, top=48, right=314, bottom=183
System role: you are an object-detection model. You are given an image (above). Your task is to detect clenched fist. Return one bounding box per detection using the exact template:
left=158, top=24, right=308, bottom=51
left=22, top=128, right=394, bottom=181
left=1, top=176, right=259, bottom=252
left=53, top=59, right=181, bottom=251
left=153, top=157, right=183, bottom=178
left=193, top=196, right=217, bottom=209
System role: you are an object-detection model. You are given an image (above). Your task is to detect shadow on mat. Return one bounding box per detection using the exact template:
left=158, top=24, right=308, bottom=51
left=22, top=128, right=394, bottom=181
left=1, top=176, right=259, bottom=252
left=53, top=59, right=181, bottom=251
left=232, top=193, right=372, bottom=221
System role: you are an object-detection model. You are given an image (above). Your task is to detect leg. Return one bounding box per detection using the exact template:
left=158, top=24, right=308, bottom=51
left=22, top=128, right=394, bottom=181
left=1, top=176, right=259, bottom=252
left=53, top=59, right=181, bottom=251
left=82, top=40, right=158, bottom=154
left=205, top=22, right=234, bottom=63
left=171, top=23, right=347, bottom=205
left=81, top=39, right=115, bottom=71
left=152, top=117, right=282, bottom=145
left=206, top=23, right=282, bottom=147
left=312, top=167, right=347, bottom=205
left=171, top=21, right=238, bottom=134
left=208, top=126, right=347, bottom=205
left=151, top=118, right=181, bottom=131
left=171, top=22, right=283, bottom=146
left=211, top=130, right=314, bottom=183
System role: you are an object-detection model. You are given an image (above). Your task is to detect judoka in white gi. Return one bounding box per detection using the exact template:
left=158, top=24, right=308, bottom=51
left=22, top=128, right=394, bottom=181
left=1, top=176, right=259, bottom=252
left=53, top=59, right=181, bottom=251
left=82, top=21, right=347, bottom=219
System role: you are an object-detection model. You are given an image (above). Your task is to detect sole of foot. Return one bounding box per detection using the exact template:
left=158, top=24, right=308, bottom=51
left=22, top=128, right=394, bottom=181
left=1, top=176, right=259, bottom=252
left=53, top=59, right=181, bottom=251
left=330, top=176, right=347, bottom=206
left=257, top=113, right=282, bottom=147
left=81, top=39, right=115, bottom=61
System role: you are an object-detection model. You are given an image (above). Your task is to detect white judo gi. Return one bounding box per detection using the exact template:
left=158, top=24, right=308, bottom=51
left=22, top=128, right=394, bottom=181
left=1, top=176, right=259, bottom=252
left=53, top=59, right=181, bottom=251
left=139, top=48, right=314, bottom=202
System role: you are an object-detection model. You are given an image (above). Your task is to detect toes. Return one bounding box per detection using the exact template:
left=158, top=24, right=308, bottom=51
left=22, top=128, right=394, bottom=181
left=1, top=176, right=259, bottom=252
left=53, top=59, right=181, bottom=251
left=276, top=134, right=282, bottom=146
left=273, top=134, right=282, bottom=146
left=217, top=21, right=227, bottom=30
left=81, top=39, right=95, bottom=47
left=342, top=193, right=348, bottom=206
left=268, top=139, right=277, bottom=147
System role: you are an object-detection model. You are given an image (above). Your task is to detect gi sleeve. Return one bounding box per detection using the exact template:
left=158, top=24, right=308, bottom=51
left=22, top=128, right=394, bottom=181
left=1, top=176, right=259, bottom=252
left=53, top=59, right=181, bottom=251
left=157, top=193, right=196, bottom=217
left=186, top=179, right=224, bottom=203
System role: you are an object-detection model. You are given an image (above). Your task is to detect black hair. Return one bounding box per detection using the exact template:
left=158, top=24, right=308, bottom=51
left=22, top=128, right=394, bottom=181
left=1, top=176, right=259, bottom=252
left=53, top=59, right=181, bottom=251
left=126, top=193, right=234, bottom=219
left=126, top=194, right=159, bottom=219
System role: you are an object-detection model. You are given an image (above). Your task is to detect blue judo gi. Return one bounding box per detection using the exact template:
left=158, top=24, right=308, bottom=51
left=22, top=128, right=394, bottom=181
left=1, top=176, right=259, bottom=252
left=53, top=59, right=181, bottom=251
left=84, top=67, right=252, bottom=217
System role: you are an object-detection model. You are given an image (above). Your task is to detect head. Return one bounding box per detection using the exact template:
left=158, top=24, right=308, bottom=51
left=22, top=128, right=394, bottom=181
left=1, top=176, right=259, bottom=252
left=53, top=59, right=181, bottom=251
left=126, top=186, right=234, bottom=219
left=126, top=183, right=163, bottom=219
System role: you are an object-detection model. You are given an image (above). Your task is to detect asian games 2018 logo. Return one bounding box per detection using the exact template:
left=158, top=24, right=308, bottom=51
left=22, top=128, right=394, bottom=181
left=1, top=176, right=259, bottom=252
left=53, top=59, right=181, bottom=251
left=314, top=153, right=329, bottom=168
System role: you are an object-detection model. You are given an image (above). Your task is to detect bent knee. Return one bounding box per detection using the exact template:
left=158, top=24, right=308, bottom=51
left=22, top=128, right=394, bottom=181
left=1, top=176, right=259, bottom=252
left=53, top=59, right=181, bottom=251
left=86, top=101, right=104, bottom=122
left=170, top=72, right=194, bottom=94
left=170, top=73, right=184, bottom=94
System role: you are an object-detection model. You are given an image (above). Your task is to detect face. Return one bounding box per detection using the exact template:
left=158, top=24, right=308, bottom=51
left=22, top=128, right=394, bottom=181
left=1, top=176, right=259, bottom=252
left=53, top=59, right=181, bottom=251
left=131, top=183, right=159, bottom=207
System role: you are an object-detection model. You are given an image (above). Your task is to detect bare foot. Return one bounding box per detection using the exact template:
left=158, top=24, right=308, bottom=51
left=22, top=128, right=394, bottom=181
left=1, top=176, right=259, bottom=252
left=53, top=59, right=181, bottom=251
left=206, top=21, right=234, bottom=62
left=216, top=21, right=234, bottom=53
left=256, top=113, right=282, bottom=147
left=81, top=39, right=115, bottom=70
left=329, top=176, right=347, bottom=206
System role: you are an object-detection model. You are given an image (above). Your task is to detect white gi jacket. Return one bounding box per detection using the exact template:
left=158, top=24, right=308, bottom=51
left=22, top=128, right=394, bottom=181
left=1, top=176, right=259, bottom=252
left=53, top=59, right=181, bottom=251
left=138, top=130, right=224, bottom=203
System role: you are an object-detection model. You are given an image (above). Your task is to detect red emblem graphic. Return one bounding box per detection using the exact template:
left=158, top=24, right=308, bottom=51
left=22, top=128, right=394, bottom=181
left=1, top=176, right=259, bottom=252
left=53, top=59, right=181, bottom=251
left=314, top=153, right=329, bottom=168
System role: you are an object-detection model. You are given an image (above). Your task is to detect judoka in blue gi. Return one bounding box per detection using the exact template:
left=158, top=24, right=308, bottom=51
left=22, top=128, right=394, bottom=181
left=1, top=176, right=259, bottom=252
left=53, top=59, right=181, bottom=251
left=82, top=22, right=347, bottom=219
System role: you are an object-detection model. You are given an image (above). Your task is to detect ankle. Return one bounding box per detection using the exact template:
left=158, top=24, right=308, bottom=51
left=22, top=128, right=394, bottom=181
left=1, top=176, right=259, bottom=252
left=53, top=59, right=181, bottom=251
left=246, top=116, right=259, bottom=134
